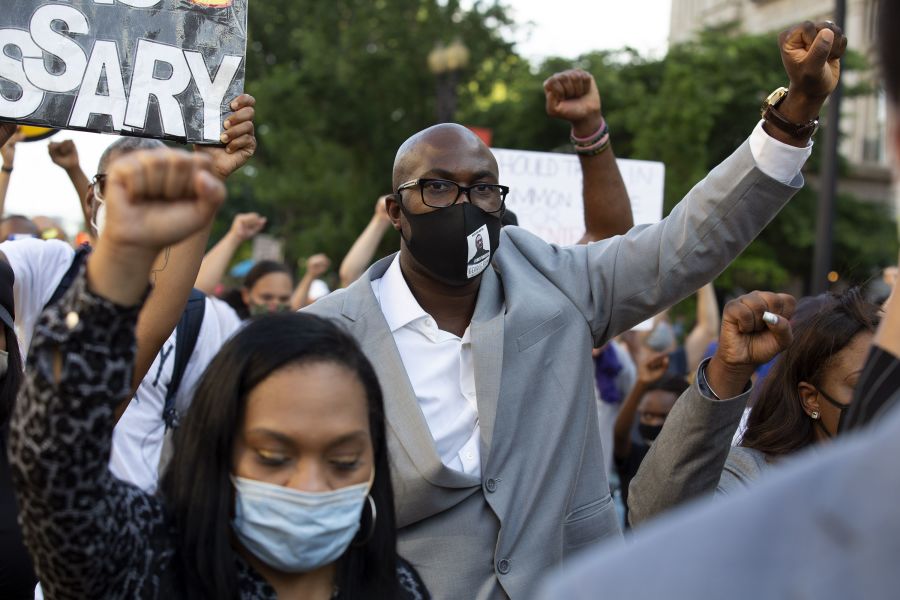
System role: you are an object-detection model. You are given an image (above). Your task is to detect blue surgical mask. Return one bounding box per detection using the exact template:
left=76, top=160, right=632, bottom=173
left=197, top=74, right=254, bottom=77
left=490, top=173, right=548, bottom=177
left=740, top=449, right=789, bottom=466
left=231, top=475, right=372, bottom=573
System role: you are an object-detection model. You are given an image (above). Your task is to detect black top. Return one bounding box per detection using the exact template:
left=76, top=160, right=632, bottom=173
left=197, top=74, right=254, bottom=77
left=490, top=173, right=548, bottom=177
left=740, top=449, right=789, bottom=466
left=614, top=440, right=650, bottom=526
left=0, top=427, right=38, bottom=599
left=7, top=271, right=429, bottom=599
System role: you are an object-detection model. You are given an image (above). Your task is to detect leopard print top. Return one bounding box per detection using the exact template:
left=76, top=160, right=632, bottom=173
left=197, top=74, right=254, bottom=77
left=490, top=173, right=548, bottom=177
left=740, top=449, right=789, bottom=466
left=8, top=271, right=428, bottom=599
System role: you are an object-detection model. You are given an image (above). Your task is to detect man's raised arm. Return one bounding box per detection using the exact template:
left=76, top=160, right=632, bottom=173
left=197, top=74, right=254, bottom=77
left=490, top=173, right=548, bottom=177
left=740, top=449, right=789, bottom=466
left=544, top=70, right=634, bottom=243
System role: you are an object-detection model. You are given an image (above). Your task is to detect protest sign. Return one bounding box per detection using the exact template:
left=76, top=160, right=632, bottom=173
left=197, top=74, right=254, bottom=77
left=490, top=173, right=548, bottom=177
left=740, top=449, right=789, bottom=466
left=0, top=0, right=247, bottom=143
left=492, top=148, right=665, bottom=246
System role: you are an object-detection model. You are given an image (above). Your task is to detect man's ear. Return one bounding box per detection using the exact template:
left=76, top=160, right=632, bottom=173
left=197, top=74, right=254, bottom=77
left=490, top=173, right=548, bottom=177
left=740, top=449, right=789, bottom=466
left=385, top=193, right=403, bottom=232
left=798, top=381, right=821, bottom=417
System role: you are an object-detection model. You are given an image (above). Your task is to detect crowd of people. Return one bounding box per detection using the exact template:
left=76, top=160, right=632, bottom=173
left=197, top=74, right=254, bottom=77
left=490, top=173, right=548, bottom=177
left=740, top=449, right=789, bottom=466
left=0, top=11, right=898, bottom=600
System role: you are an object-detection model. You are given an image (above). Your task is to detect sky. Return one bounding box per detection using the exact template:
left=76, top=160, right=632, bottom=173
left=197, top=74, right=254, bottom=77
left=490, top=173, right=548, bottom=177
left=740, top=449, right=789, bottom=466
left=501, top=0, right=672, bottom=61
left=5, top=1, right=674, bottom=235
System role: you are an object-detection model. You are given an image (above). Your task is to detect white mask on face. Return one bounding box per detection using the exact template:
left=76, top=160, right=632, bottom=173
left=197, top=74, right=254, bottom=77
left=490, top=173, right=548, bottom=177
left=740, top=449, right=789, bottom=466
left=231, top=474, right=373, bottom=573
left=91, top=199, right=106, bottom=238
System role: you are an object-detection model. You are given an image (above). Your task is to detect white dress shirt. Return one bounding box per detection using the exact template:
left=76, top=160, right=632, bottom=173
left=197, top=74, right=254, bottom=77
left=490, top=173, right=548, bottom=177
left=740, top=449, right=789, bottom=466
left=367, top=123, right=810, bottom=480
left=372, top=256, right=482, bottom=477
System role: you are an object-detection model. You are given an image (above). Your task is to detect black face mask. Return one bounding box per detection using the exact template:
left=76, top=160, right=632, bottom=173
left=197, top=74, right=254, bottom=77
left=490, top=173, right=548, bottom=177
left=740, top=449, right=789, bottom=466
left=638, top=423, right=664, bottom=444
left=815, top=387, right=849, bottom=438
left=399, top=202, right=502, bottom=287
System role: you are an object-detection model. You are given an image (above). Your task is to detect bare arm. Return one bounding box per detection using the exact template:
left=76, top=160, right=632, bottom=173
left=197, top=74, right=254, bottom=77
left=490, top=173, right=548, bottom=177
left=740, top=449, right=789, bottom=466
left=291, top=254, right=331, bottom=310
left=339, top=196, right=391, bottom=288
left=0, top=130, right=25, bottom=216
left=194, top=212, right=266, bottom=294
left=543, top=70, right=633, bottom=244
left=613, top=349, right=668, bottom=460
left=48, top=140, right=92, bottom=228
left=684, top=283, right=721, bottom=374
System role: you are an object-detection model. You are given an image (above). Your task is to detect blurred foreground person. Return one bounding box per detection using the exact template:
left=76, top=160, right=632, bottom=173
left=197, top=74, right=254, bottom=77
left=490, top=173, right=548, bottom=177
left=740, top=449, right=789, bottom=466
left=628, top=288, right=878, bottom=525
left=537, top=8, right=900, bottom=599
left=7, top=148, right=429, bottom=599
left=0, top=261, right=33, bottom=599
left=308, top=25, right=845, bottom=599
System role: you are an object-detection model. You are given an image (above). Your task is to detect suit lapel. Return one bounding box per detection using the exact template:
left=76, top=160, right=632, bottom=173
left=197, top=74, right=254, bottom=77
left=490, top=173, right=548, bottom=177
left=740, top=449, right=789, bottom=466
left=342, top=256, right=478, bottom=489
left=470, top=265, right=505, bottom=469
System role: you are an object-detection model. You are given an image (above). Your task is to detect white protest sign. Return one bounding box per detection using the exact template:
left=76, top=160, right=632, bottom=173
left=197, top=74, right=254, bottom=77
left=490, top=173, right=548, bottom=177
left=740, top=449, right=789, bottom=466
left=493, top=148, right=665, bottom=330
left=492, top=148, right=665, bottom=246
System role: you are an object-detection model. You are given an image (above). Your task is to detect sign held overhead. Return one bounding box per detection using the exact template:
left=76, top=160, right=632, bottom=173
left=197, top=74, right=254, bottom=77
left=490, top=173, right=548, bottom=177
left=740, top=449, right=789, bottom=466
left=0, top=0, right=248, bottom=143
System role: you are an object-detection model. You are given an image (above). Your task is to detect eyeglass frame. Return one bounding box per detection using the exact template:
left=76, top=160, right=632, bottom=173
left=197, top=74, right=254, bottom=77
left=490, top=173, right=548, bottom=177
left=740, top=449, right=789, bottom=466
left=395, top=178, right=510, bottom=214
left=91, top=173, right=107, bottom=200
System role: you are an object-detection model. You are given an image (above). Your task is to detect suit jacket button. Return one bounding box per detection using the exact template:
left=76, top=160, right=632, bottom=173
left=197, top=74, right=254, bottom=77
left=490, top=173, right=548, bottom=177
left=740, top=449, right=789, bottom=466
left=497, top=558, right=510, bottom=574
left=485, top=478, right=497, bottom=493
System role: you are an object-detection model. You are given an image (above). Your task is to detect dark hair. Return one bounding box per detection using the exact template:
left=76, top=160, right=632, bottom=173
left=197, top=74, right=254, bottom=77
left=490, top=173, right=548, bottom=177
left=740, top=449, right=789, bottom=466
left=159, top=313, right=399, bottom=599
left=243, top=260, right=292, bottom=292
left=646, top=375, right=690, bottom=398
left=740, top=288, right=879, bottom=457
left=97, top=137, right=165, bottom=173
left=879, top=0, right=898, bottom=104
left=0, top=325, right=24, bottom=429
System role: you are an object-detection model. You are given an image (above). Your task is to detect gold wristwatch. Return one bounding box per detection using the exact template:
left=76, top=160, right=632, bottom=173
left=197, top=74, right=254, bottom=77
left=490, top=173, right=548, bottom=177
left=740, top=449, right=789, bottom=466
left=761, top=87, right=819, bottom=138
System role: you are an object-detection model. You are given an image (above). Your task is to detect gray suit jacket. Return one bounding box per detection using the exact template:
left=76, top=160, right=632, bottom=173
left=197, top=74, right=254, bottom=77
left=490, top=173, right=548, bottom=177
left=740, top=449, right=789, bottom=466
left=537, top=403, right=900, bottom=600
left=306, top=140, right=801, bottom=599
left=627, top=373, right=768, bottom=526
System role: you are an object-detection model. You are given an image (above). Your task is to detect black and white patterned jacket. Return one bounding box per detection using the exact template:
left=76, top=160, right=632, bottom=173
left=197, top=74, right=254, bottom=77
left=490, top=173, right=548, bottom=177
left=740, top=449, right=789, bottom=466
left=8, top=271, right=428, bottom=599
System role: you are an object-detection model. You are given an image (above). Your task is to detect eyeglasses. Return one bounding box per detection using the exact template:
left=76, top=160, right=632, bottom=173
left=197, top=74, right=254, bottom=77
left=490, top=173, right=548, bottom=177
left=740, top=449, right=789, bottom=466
left=396, top=178, right=509, bottom=213
left=91, top=174, right=107, bottom=200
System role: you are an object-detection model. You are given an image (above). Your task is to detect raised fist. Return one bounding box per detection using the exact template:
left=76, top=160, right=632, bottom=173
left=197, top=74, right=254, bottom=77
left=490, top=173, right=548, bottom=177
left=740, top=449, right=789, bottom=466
left=102, top=149, right=225, bottom=254
left=636, top=347, right=670, bottom=386
left=713, top=291, right=796, bottom=375
left=0, top=123, right=16, bottom=150
left=779, top=21, right=848, bottom=101
left=230, top=212, right=267, bottom=242
left=543, top=69, right=602, bottom=135
left=1, top=128, right=24, bottom=168
left=306, top=253, right=331, bottom=278
left=48, top=140, right=81, bottom=170
left=374, top=195, right=390, bottom=223
left=193, top=93, right=257, bottom=180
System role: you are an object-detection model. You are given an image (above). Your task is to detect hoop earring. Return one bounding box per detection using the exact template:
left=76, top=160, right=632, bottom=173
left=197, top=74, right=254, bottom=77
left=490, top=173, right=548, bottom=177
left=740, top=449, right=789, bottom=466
left=353, top=495, right=377, bottom=547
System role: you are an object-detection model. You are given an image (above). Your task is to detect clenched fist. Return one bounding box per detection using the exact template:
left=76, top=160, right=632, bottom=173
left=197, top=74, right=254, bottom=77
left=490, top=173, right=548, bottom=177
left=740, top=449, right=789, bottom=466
left=543, top=69, right=603, bottom=137
left=103, top=149, right=225, bottom=255
left=48, top=140, right=81, bottom=171
left=229, top=212, right=267, bottom=242
left=780, top=21, right=847, bottom=102
left=707, top=291, right=796, bottom=398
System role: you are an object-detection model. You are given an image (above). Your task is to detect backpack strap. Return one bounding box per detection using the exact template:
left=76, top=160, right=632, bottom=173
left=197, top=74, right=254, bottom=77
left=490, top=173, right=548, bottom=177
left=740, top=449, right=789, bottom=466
left=46, top=244, right=92, bottom=309
left=163, top=288, right=206, bottom=430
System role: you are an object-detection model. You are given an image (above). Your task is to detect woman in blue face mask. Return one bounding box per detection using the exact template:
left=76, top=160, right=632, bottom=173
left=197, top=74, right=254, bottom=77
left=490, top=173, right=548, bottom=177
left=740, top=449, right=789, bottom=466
left=7, top=148, right=430, bottom=600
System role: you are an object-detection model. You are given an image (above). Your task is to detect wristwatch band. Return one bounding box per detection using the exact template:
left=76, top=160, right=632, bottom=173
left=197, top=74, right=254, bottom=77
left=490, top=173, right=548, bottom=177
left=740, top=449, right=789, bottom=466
left=761, top=87, right=819, bottom=139
left=1, top=166, right=12, bottom=174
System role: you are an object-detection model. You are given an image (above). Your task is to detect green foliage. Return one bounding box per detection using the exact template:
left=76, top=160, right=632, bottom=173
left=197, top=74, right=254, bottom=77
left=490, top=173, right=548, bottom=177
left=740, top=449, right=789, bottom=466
left=229, top=10, right=896, bottom=294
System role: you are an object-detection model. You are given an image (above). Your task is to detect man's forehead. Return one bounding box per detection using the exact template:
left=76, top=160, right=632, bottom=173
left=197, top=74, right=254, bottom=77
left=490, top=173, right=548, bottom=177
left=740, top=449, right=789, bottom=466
left=393, top=124, right=498, bottom=186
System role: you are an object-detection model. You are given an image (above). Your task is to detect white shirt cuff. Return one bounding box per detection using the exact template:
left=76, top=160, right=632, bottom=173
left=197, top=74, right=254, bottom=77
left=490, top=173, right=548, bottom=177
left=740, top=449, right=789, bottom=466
left=748, top=119, right=813, bottom=185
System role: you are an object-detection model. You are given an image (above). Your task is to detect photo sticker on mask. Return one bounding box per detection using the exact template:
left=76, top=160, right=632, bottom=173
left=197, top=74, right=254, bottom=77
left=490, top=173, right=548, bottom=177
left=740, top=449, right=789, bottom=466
left=466, top=224, right=491, bottom=278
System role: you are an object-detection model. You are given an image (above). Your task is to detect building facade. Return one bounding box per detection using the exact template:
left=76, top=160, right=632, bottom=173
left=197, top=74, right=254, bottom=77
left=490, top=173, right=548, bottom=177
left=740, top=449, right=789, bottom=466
left=669, top=0, right=894, bottom=209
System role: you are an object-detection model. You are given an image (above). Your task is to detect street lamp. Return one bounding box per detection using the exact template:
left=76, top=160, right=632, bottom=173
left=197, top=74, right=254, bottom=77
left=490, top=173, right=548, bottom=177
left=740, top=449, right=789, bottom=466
left=428, top=39, right=470, bottom=123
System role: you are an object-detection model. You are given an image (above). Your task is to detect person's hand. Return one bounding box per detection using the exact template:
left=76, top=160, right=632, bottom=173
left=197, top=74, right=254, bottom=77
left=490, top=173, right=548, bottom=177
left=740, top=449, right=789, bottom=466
left=102, top=149, right=225, bottom=258
left=708, top=291, right=796, bottom=397
left=229, top=212, right=267, bottom=242
left=777, top=21, right=848, bottom=123
left=0, top=123, right=16, bottom=150
left=543, top=69, right=603, bottom=137
left=193, top=93, right=256, bottom=180
left=48, top=140, right=81, bottom=171
left=305, top=254, right=331, bottom=278
left=636, top=347, right=669, bottom=386
left=374, top=195, right=390, bottom=223
left=1, top=128, right=24, bottom=168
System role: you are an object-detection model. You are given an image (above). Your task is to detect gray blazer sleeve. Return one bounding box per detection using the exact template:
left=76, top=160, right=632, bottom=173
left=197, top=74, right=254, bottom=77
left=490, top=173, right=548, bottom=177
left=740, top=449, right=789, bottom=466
left=503, top=138, right=803, bottom=345
left=627, top=373, right=750, bottom=527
